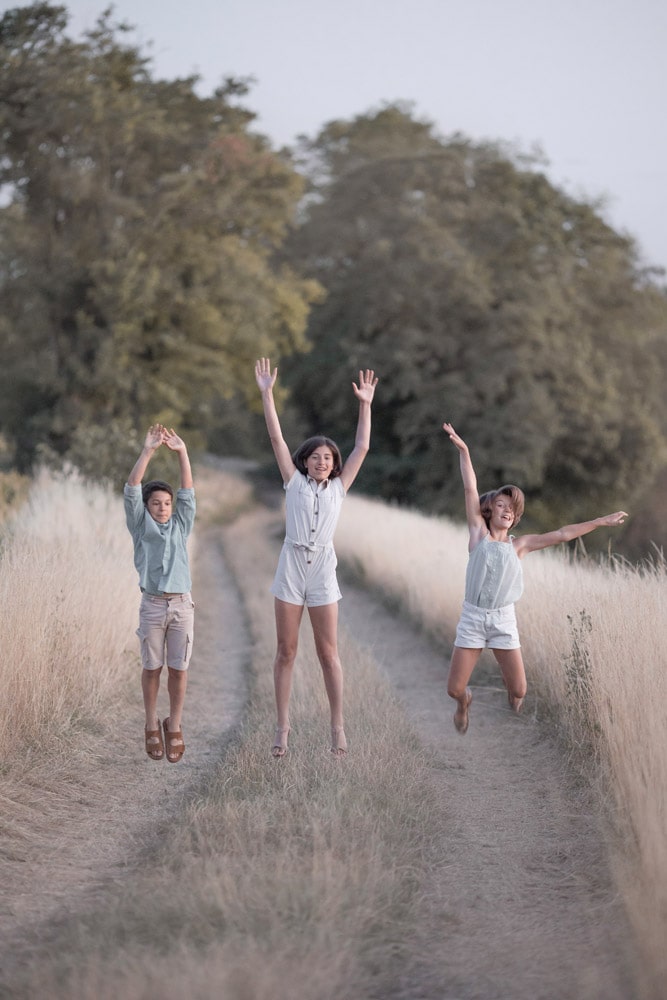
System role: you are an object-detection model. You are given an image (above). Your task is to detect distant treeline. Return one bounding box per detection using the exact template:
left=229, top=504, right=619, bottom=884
left=1, top=3, right=666, bottom=556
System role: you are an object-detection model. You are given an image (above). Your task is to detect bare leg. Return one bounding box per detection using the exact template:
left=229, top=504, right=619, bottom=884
left=166, top=666, right=188, bottom=731
left=142, top=666, right=164, bottom=758
left=447, top=646, right=482, bottom=734
left=272, top=599, right=305, bottom=754
left=493, top=648, right=527, bottom=712
left=142, top=666, right=162, bottom=730
left=307, top=602, right=346, bottom=753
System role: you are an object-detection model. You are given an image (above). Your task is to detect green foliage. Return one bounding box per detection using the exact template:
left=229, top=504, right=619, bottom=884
left=283, top=104, right=667, bottom=550
left=0, top=3, right=320, bottom=478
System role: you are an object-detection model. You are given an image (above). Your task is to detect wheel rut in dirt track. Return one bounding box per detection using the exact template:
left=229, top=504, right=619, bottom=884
left=337, top=576, right=635, bottom=1000
left=0, top=523, right=250, bottom=983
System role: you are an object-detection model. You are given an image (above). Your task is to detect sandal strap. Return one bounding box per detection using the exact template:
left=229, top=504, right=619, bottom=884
left=163, top=719, right=185, bottom=759
left=145, top=727, right=164, bottom=758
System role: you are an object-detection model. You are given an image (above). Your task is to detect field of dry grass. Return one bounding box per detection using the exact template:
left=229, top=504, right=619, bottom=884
left=335, top=494, right=667, bottom=993
left=1, top=468, right=441, bottom=1000
left=0, top=466, right=138, bottom=763
left=1, top=470, right=664, bottom=998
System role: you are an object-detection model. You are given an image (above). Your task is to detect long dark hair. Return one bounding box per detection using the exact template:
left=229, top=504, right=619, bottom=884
left=292, top=436, right=343, bottom=479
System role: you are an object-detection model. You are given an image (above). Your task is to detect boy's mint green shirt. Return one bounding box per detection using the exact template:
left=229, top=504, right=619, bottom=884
left=124, top=484, right=195, bottom=595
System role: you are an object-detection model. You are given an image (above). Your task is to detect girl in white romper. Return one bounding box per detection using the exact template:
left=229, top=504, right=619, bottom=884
left=443, top=421, right=628, bottom=734
left=255, top=357, right=379, bottom=757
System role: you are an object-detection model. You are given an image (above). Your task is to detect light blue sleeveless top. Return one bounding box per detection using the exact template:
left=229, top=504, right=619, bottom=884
left=464, top=533, right=523, bottom=609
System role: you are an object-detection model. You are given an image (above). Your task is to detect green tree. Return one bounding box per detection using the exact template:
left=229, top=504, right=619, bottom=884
left=283, top=104, right=667, bottom=548
left=0, top=3, right=320, bottom=481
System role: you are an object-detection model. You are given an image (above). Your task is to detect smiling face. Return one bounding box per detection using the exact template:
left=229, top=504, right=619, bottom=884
left=146, top=489, right=173, bottom=524
left=479, top=485, right=524, bottom=532
left=305, top=446, right=335, bottom=483
left=490, top=493, right=515, bottom=530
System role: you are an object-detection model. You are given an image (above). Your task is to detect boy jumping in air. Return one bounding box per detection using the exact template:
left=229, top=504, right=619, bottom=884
left=125, top=425, right=195, bottom=762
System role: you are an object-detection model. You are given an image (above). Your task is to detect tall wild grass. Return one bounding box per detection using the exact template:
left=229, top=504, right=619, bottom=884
left=3, top=470, right=662, bottom=998
left=0, top=466, right=138, bottom=762
left=3, top=470, right=441, bottom=1000
left=335, top=494, right=667, bottom=995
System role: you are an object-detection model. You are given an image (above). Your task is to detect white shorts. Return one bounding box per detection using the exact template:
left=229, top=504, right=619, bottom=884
left=454, top=600, right=520, bottom=650
left=270, top=541, right=342, bottom=607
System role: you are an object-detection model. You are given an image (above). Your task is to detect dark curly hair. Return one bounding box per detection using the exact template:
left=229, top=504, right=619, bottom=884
left=292, top=436, right=343, bottom=479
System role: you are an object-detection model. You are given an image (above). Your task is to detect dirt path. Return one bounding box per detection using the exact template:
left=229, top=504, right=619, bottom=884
left=0, top=522, right=250, bottom=983
left=1, top=478, right=635, bottom=998
left=338, top=577, right=635, bottom=1000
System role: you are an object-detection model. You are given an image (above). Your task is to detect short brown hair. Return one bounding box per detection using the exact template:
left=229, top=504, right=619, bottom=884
left=292, top=436, right=343, bottom=479
left=142, top=480, right=174, bottom=505
left=479, top=484, right=525, bottom=529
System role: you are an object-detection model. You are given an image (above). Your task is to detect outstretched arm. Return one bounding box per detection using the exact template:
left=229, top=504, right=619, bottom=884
left=127, top=424, right=165, bottom=486
left=254, top=357, right=296, bottom=484
left=163, top=429, right=194, bottom=489
left=514, top=510, right=628, bottom=558
left=340, top=369, right=379, bottom=491
left=443, top=422, right=486, bottom=546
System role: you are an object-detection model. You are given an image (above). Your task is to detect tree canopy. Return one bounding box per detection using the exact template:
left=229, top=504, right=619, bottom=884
left=1, top=9, right=666, bottom=556
left=281, top=104, right=667, bottom=543
left=0, top=3, right=320, bottom=480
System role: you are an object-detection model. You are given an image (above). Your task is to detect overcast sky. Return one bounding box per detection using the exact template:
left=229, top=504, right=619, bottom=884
left=7, top=0, right=667, bottom=272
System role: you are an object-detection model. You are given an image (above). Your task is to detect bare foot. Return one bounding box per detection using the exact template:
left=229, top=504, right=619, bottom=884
left=508, top=693, right=524, bottom=714
left=331, top=726, right=347, bottom=756
left=271, top=726, right=290, bottom=758
left=453, top=688, right=473, bottom=734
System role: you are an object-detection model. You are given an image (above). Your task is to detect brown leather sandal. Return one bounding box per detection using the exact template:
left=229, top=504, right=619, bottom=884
left=163, top=718, right=185, bottom=763
left=145, top=720, right=164, bottom=760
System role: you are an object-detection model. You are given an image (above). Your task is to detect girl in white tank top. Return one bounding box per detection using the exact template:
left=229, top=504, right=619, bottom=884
left=442, top=421, right=628, bottom=735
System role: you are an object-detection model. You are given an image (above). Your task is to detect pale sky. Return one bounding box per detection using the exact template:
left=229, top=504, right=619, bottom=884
left=6, top=0, right=667, bottom=273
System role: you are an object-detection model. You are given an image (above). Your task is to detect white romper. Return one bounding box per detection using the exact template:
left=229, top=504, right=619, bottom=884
left=270, top=470, right=346, bottom=607
left=455, top=533, right=524, bottom=649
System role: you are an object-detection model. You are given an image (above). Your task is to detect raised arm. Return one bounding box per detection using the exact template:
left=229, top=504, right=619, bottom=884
left=514, top=510, right=628, bottom=558
left=254, top=357, right=296, bottom=485
left=442, top=422, right=486, bottom=547
left=339, top=369, right=379, bottom=491
left=163, top=429, right=194, bottom=489
left=127, top=424, right=165, bottom=486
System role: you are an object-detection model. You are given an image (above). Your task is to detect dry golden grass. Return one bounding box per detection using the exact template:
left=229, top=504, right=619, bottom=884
left=0, top=466, right=138, bottom=761
left=3, top=471, right=664, bottom=998
left=3, top=473, right=441, bottom=1000
left=335, top=493, right=667, bottom=994
left=0, top=468, right=30, bottom=522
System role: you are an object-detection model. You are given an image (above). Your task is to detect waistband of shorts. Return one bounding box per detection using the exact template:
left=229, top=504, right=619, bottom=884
left=285, top=536, right=332, bottom=552
left=462, top=599, right=515, bottom=614
left=141, top=590, right=191, bottom=601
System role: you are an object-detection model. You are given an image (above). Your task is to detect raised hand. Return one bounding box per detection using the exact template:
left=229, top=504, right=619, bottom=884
left=443, top=422, right=469, bottom=454
left=163, top=428, right=186, bottom=451
left=255, top=357, right=278, bottom=393
left=352, top=369, right=379, bottom=403
left=144, top=424, right=165, bottom=450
